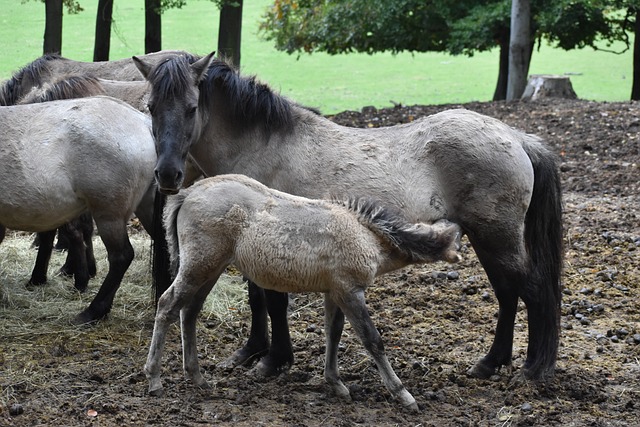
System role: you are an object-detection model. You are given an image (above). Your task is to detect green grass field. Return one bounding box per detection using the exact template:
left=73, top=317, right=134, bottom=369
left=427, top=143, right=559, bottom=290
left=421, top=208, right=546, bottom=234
left=0, top=0, right=634, bottom=113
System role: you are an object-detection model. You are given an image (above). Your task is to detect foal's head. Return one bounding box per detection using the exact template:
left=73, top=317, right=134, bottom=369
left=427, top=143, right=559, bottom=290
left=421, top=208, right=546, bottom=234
left=133, top=52, right=215, bottom=194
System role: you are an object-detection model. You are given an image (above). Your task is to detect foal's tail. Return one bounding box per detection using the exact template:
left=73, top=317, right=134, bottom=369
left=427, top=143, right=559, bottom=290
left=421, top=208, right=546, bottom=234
left=341, top=198, right=462, bottom=264
left=521, top=137, right=563, bottom=380
left=151, top=190, right=172, bottom=303
left=160, top=190, right=189, bottom=281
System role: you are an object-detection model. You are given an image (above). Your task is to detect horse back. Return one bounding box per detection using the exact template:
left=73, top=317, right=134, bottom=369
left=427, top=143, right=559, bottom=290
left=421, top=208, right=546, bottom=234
left=175, top=176, right=379, bottom=293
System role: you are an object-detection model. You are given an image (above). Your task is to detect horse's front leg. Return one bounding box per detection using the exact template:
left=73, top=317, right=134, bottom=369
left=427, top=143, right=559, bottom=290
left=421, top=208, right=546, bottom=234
left=253, top=288, right=293, bottom=376
left=146, top=282, right=187, bottom=396
left=218, top=280, right=270, bottom=370
left=28, top=230, right=56, bottom=287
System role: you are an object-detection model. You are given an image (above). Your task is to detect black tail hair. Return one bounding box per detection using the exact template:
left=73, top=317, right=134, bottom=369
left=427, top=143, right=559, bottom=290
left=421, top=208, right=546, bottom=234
left=151, top=190, right=172, bottom=304
left=337, top=197, right=457, bottom=263
left=520, top=138, right=563, bottom=379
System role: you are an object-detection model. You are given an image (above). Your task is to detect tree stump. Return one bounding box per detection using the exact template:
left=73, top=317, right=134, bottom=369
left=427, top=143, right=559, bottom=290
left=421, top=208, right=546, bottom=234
left=521, top=74, right=577, bottom=101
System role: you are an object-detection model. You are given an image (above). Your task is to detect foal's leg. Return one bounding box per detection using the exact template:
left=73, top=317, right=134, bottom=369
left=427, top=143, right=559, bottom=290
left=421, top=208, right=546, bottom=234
left=74, top=218, right=134, bottom=324
left=28, top=230, right=56, bottom=286
left=335, top=289, right=418, bottom=412
left=181, top=277, right=219, bottom=388
left=146, top=277, right=191, bottom=396
left=323, top=296, right=350, bottom=399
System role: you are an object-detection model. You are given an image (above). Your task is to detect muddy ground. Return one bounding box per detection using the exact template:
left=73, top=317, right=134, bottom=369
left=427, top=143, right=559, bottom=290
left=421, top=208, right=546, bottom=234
left=1, top=98, right=639, bottom=426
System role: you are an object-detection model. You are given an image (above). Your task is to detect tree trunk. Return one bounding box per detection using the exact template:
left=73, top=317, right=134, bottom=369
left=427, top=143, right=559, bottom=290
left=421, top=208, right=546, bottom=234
left=493, top=30, right=510, bottom=101
left=145, top=0, right=162, bottom=54
left=217, top=0, right=243, bottom=68
left=44, top=0, right=63, bottom=55
left=631, top=9, right=640, bottom=100
left=506, top=0, right=530, bottom=101
left=93, top=0, right=113, bottom=62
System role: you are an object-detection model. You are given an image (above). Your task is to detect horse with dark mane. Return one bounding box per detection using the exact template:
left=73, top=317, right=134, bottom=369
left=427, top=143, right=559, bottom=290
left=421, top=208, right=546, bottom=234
left=146, top=173, right=462, bottom=411
left=0, top=50, right=188, bottom=106
left=134, top=52, right=563, bottom=383
left=13, top=66, right=164, bottom=292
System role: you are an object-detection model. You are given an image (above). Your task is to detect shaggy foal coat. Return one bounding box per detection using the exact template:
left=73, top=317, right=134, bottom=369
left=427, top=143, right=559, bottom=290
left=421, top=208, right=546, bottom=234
left=146, top=174, right=461, bottom=412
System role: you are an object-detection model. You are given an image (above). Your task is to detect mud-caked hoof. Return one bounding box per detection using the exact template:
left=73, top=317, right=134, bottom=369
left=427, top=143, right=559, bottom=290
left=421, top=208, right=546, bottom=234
left=328, top=381, right=351, bottom=400
left=467, top=361, right=497, bottom=379
left=404, top=400, right=419, bottom=413
left=72, top=309, right=102, bottom=326
left=217, top=347, right=267, bottom=370
left=73, top=281, right=89, bottom=293
left=26, top=279, right=46, bottom=290
left=149, top=386, right=165, bottom=397
left=251, top=358, right=291, bottom=378
left=59, top=266, right=74, bottom=278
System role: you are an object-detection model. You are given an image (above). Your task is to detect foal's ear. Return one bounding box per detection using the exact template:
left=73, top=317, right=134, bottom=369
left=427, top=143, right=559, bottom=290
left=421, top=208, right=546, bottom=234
left=132, top=56, right=152, bottom=80
left=191, top=51, right=216, bottom=84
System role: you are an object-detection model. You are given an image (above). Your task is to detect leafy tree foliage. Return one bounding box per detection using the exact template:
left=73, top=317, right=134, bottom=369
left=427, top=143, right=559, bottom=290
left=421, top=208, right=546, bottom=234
left=260, top=0, right=639, bottom=100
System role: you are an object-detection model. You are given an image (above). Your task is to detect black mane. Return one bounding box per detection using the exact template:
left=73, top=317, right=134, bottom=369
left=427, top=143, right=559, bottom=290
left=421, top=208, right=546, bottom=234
left=0, top=54, right=63, bottom=106
left=149, top=54, right=295, bottom=132
left=23, top=74, right=105, bottom=104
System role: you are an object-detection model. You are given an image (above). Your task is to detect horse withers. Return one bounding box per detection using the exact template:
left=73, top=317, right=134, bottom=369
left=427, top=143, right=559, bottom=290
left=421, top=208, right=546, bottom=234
left=0, top=96, right=158, bottom=324
left=146, top=174, right=461, bottom=411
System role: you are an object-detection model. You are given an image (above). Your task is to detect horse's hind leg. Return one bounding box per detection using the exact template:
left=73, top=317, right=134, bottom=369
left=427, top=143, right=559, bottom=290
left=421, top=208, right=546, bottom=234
left=59, top=214, right=96, bottom=281
left=335, top=289, right=418, bottom=412
left=467, top=259, right=522, bottom=378
left=28, top=230, right=56, bottom=287
left=74, top=218, right=133, bottom=324
left=58, top=219, right=90, bottom=292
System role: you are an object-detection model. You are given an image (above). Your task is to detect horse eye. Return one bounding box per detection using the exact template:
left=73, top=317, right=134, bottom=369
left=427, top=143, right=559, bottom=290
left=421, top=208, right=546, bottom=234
left=186, top=106, right=197, bottom=117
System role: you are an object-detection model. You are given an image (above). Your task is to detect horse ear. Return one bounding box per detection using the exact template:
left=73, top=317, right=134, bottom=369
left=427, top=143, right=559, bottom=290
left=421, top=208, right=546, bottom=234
left=132, top=56, right=152, bottom=80
left=191, top=51, right=216, bottom=84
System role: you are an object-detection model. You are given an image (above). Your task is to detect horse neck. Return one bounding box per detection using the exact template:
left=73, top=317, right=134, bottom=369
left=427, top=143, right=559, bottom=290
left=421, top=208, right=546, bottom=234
left=102, top=80, right=149, bottom=113
left=192, top=100, right=312, bottom=179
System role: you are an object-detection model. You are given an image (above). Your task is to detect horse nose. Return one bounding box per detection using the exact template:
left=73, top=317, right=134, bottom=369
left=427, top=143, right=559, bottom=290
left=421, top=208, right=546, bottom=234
left=154, top=167, right=183, bottom=192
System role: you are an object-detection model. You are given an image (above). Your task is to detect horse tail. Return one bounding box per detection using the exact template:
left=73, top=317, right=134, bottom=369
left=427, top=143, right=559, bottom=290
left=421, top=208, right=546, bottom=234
left=151, top=190, right=172, bottom=303
left=340, top=197, right=461, bottom=264
left=521, top=136, right=563, bottom=379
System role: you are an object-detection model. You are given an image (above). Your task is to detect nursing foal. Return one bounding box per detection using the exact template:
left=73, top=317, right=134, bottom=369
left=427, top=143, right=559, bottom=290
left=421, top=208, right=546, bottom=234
left=145, top=174, right=461, bottom=412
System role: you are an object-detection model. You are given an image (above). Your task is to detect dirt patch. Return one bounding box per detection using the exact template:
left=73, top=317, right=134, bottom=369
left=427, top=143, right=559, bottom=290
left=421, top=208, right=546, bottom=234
left=1, top=99, right=639, bottom=426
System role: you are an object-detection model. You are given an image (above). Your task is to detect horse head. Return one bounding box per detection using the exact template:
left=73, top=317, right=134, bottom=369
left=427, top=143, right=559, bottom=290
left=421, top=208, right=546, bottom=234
left=133, top=51, right=215, bottom=194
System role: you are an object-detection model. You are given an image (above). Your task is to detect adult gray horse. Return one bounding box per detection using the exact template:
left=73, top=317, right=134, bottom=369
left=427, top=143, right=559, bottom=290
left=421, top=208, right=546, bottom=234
left=0, top=96, right=158, bottom=324
left=0, top=50, right=188, bottom=106
left=133, top=52, right=563, bottom=381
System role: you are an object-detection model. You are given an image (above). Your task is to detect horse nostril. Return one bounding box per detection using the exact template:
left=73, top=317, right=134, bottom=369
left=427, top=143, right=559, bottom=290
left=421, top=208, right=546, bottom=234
left=175, top=170, right=183, bottom=184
